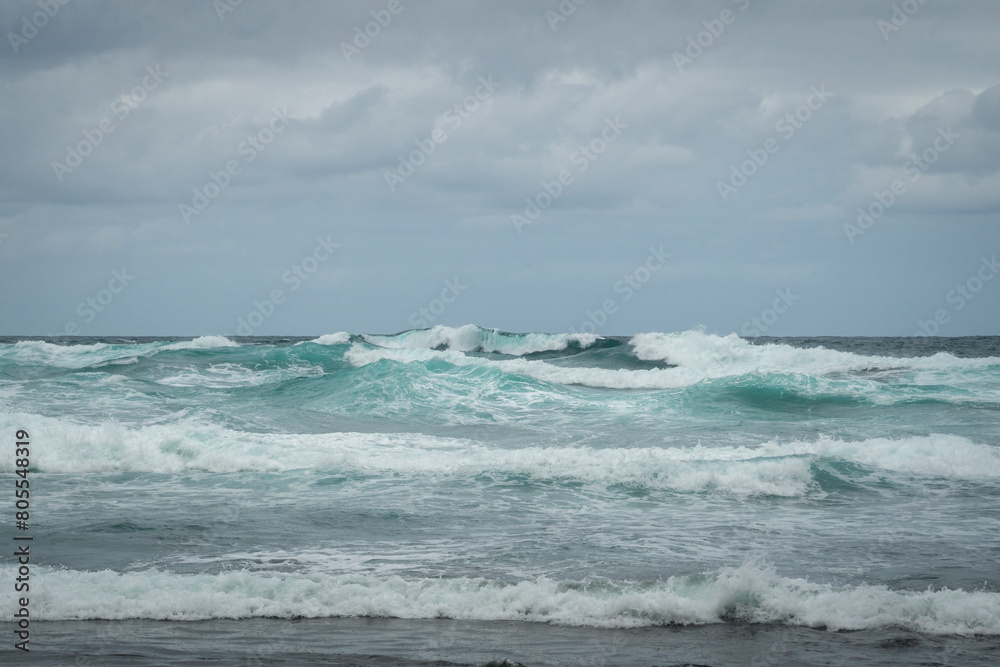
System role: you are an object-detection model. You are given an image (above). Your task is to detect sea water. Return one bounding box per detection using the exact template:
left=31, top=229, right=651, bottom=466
left=1, top=327, right=999, bottom=665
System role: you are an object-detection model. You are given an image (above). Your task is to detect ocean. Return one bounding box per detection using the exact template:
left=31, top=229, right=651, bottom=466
left=1, top=326, right=999, bottom=665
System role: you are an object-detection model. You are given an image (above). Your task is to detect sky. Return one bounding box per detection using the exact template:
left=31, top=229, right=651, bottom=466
left=1, top=0, right=998, bottom=337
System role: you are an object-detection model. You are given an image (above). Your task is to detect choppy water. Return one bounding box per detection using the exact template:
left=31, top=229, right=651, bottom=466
left=2, top=326, right=999, bottom=665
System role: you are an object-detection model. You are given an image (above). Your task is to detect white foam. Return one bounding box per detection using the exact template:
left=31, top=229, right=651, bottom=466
left=363, top=325, right=599, bottom=356
left=0, top=337, right=240, bottom=368
left=162, top=335, right=240, bottom=350
left=631, top=331, right=998, bottom=376
left=769, top=434, right=1000, bottom=480
left=345, top=343, right=699, bottom=389
left=344, top=329, right=1000, bottom=392
left=96, top=356, right=139, bottom=366
left=0, top=413, right=478, bottom=476
left=0, top=340, right=146, bottom=369
left=6, top=562, right=998, bottom=634
left=306, top=332, right=351, bottom=345
left=9, top=340, right=107, bottom=353
left=2, top=412, right=995, bottom=490
left=158, top=362, right=323, bottom=388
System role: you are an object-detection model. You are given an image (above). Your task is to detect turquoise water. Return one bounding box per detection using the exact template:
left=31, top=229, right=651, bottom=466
left=2, top=327, right=999, bottom=664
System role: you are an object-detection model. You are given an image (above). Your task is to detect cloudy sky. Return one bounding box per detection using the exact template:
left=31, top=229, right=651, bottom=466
left=1, top=0, right=998, bottom=337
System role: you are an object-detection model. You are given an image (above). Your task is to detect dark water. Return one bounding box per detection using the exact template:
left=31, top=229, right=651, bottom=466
left=5, top=618, right=999, bottom=666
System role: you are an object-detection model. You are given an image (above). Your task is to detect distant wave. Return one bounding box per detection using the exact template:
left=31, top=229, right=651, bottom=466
left=303, top=332, right=352, bottom=345
left=1, top=328, right=997, bottom=403
left=7, top=562, right=999, bottom=634
left=0, top=335, right=239, bottom=368
left=161, top=335, right=240, bottom=350
left=344, top=328, right=1000, bottom=391
left=0, top=340, right=125, bottom=368
left=629, top=331, right=996, bottom=374
left=3, top=327, right=998, bottom=372
left=362, top=324, right=601, bottom=356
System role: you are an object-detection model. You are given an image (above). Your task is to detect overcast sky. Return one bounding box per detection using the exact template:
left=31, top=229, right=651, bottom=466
left=1, top=0, right=998, bottom=337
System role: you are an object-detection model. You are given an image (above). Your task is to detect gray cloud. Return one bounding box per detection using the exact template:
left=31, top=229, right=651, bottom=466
left=1, top=0, right=999, bottom=336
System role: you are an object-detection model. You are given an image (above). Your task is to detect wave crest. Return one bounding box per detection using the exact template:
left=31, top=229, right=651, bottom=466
left=162, top=335, right=239, bottom=350
left=3, top=413, right=995, bottom=492
left=363, top=325, right=600, bottom=356
left=8, top=562, right=999, bottom=634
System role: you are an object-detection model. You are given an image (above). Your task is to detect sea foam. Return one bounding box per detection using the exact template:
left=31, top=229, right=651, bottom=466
left=345, top=329, right=999, bottom=391
left=162, top=335, right=240, bottom=350
left=363, top=325, right=599, bottom=356
left=3, top=412, right=995, bottom=493
left=5, top=562, right=998, bottom=634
